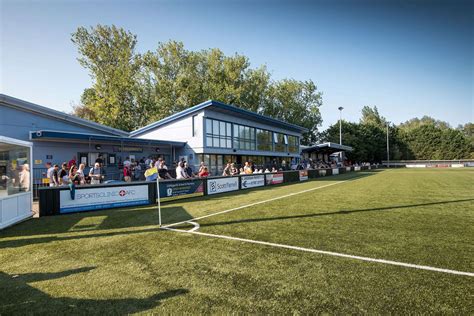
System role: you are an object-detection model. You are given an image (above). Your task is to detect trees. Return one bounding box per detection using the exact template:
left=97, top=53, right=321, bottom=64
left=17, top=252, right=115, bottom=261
left=71, top=25, right=142, bottom=131
left=321, top=106, right=471, bottom=162
left=72, top=25, right=322, bottom=142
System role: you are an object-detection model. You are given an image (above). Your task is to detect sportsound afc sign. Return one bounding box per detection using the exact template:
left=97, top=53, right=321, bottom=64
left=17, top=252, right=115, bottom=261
left=207, top=177, right=239, bottom=195
left=59, top=185, right=149, bottom=213
left=159, top=180, right=204, bottom=199
left=241, top=175, right=265, bottom=189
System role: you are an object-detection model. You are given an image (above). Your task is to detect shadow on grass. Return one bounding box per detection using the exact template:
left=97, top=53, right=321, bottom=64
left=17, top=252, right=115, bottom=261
left=0, top=226, right=165, bottom=249
left=0, top=268, right=188, bottom=314
left=0, top=205, right=192, bottom=240
left=197, top=198, right=474, bottom=228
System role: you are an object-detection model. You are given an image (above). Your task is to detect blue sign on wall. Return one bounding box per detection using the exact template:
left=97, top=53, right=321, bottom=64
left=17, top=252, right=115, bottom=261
left=159, top=179, right=204, bottom=198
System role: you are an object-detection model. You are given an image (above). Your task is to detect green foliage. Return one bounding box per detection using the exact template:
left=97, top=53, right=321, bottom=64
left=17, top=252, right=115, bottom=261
left=321, top=106, right=471, bottom=162
left=72, top=25, right=322, bottom=141
left=71, top=25, right=142, bottom=131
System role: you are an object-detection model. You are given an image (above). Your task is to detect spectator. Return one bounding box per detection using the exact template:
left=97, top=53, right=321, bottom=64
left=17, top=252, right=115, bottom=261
left=68, top=165, right=81, bottom=185
left=176, top=161, right=187, bottom=179
left=271, top=167, right=277, bottom=173
left=19, top=164, right=30, bottom=192
left=134, top=162, right=142, bottom=180
left=198, top=166, right=209, bottom=177
left=123, top=156, right=131, bottom=168
left=95, top=154, right=104, bottom=166
left=145, top=163, right=159, bottom=181
left=77, top=163, right=86, bottom=185
left=264, top=168, right=270, bottom=173
left=67, top=156, right=77, bottom=169
left=158, top=160, right=173, bottom=179
left=89, top=162, right=103, bottom=184
left=45, top=162, right=54, bottom=186
left=244, top=162, right=253, bottom=174
left=123, top=164, right=132, bottom=182
left=184, top=162, right=194, bottom=178
left=230, top=163, right=238, bottom=175
left=59, top=163, right=68, bottom=185
left=222, top=163, right=231, bottom=176
left=50, top=164, right=60, bottom=187
left=198, top=161, right=206, bottom=174
left=239, top=168, right=246, bottom=175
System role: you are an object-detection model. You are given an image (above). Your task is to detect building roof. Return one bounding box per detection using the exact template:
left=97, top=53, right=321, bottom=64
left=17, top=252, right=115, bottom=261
left=0, top=94, right=129, bottom=137
left=131, top=100, right=309, bottom=136
left=301, top=142, right=353, bottom=154
left=30, top=130, right=186, bottom=147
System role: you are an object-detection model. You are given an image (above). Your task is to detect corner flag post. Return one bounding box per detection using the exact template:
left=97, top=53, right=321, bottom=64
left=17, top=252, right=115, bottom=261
left=157, top=178, right=162, bottom=226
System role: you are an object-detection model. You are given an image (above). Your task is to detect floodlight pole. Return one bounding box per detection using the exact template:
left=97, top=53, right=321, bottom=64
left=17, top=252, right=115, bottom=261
left=157, top=178, right=162, bottom=226
left=386, top=123, right=390, bottom=168
left=338, top=107, right=344, bottom=161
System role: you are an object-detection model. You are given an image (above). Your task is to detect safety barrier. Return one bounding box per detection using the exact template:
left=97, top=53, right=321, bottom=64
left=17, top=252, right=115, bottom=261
left=39, top=166, right=377, bottom=216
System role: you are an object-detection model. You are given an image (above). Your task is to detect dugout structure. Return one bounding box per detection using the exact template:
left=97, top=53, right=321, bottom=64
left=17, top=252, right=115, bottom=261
left=0, top=136, right=34, bottom=229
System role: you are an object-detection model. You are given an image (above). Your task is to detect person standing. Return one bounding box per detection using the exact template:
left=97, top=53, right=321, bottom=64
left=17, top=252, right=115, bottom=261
left=67, top=156, right=77, bottom=169
left=175, top=161, right=187, bottom=179
left=19, top=164, right=30, bottom=192
left=184, top=162, right=193, bottom=178
left=123, top=164, right=132, bottom=182
left=77, top=163, right=86, bottom=185
left=50, top=164, right=60, bottom=187
left=59, top=163, right=68, bottom=185
left=89, top=163, right=103, bottom=184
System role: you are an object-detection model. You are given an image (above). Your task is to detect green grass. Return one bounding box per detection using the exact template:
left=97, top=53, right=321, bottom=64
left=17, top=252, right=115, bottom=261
left=1, top=169, right=473, bottom=314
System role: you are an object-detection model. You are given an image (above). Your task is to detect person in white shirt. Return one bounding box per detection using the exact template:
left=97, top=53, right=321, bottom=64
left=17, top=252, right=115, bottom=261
left=19, top=164, right=30, bottom=191
left=175, top=161, right=187, bottom=179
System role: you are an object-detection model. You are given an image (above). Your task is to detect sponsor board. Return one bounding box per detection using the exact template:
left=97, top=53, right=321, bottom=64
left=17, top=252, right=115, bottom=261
left=266, top=173, right=284, bottom=185
left=407, top=164, right=426, bottom=168
left=451, top=164, right=464, bottom=168
left=332, top=168, right=339, bottom=175
left=159, top=180, right=204, bottom=198
left=346, top=167, right=351, bottom=172
left=60, top=185, right=149, bottom=213
left=319, top=169, right=327, bottom=176
left=299, top=170, right=308, bottom=181
left=354, top=166, right=361, bottom=171
left=207, top=177, right=239, bottom=195
left=241, top=175, right=265, bottom=189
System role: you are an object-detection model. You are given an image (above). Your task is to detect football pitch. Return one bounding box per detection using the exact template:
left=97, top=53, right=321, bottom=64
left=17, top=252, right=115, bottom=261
left=1, top=169, right=473, bottom=314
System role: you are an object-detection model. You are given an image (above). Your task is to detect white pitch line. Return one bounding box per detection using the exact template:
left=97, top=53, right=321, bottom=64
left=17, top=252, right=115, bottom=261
left=164, top=227, right=474, bottom=277
left=163, top=174, right=364, bottom=228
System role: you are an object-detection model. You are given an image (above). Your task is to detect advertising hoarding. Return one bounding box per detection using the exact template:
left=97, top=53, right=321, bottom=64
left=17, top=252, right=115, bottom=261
left=332, top=168, right=339, bottom=175
left=60, top=185, right=149, bottom=213
left=265, top=173, right=284, bottom=185
left=207, top=177, right=239, bottom=195
left=159, top=179, right=204, bottom=199
left=299, top=170, right=308, bottom=181
left=241, top=175, right=265, bottom=189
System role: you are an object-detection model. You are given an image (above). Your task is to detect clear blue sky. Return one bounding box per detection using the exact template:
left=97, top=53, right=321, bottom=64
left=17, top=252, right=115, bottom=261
left=1, top=0, right=472, bottom=130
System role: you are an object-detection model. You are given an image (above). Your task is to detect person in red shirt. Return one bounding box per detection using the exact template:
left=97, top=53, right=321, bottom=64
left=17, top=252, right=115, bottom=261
left=198, top=166, right=209, bottom=177
left=123, top=165, right=132, bottom=182
left=67, top=156, right=77, bottom=169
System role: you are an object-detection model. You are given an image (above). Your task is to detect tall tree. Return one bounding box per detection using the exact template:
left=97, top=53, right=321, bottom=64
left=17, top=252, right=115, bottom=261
left=72, top=27, right=323, bottom=140
left=71, top=25, right=142, bottom=131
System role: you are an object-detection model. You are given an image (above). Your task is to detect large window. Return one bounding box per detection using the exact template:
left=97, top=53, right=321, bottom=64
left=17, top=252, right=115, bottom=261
left=205, top=118, right=232, bottom=148
left=233, top=124, right=256, bottom=150
left=256, top=129, right=272, bottom=151
left=288, top=135, right=299, bottom=153
left=274, top=133, right=286, bottom=152
left=0, top=142, right=31, bottom=196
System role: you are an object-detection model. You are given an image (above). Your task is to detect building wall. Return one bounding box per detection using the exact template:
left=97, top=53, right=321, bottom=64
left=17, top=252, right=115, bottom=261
left=0, top=104, right=120, bottom=141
